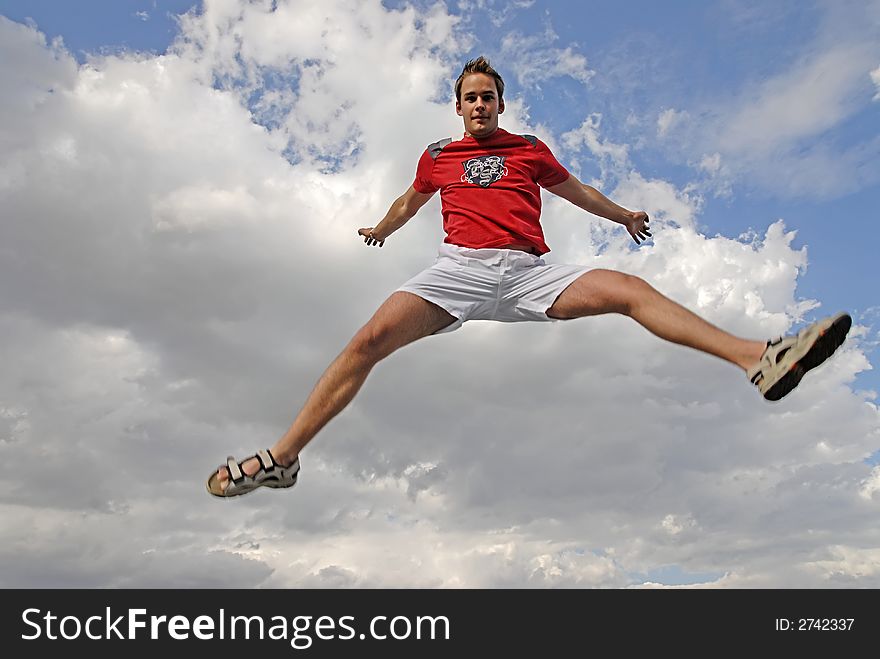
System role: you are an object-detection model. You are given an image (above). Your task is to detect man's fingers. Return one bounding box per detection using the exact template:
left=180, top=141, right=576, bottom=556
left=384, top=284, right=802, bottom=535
left=632, top=231, right=654, bottom=244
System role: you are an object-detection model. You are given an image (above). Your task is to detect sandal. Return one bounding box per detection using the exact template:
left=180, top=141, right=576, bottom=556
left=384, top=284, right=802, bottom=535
left=206, top=449, right=300, bottom=498
left=747, top=312, right=851, bottom=401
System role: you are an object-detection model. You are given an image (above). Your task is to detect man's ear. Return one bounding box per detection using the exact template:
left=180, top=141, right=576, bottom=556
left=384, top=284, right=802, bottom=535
left=499, top=98, right=505, bottom=114
left=455, top=100, right=462, bottom=116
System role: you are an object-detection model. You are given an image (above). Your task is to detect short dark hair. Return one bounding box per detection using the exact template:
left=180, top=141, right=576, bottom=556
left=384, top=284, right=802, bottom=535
left=454, top=56, right=505, bottom=102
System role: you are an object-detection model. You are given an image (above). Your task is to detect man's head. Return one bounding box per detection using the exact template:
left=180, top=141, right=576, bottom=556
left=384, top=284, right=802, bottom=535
left=455, top=56, right=505, bottom=138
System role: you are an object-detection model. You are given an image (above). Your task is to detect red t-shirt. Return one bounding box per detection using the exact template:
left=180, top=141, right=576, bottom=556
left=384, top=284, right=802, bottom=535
left=412, top=128, right=570, bottom=255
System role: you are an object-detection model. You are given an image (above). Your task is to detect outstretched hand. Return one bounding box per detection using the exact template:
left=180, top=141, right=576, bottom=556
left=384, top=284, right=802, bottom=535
left=358, top=227, right=384, bottom=248
left=624, top=211, right=652, bottom=245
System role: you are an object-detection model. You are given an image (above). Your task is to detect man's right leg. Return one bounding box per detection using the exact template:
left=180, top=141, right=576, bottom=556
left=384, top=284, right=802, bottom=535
left=214, top=291, right=455, bottom=489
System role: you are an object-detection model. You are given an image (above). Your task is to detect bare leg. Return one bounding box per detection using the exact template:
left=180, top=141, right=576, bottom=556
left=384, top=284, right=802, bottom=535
left=217, top=292, right=455, bottom=487
left=547, top=269, right=765, bottom=370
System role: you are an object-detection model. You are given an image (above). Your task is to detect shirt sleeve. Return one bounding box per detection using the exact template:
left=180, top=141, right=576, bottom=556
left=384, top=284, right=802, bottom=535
left=412, top=149, right=439, bottom=194
left=534, top=139, right=570, bottom=188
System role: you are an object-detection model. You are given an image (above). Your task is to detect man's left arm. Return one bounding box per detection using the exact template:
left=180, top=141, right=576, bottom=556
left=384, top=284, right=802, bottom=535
left=547, top=174, right=652, bottom=245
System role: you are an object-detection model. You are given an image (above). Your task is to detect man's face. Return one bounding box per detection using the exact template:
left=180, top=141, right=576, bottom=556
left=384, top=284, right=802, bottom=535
left=456, top=73, right=504, bottom=138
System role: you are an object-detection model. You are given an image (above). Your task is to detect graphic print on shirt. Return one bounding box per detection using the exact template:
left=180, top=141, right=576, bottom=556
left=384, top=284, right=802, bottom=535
left=460, top=155, right=508, bottom=188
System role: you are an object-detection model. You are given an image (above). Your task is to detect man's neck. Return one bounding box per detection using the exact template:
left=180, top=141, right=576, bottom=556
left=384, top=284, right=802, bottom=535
left=464, top=126, right=502, bottom=140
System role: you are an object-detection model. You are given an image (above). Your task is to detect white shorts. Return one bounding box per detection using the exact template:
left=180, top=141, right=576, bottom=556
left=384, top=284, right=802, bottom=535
left=396, top=244, right=590, bottom=334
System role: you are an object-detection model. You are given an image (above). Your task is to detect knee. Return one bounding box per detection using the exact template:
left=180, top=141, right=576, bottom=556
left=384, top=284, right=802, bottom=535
left=347, top=323, right=392, bottom=362
left=617, top=273, right=653, bottom=316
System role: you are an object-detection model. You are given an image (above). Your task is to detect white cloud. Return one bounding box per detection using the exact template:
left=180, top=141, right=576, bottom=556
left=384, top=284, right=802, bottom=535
left=457, top=0, right=535, bottom=28
left=660, top=513, right=698, bottom=536
left=560, top=113, right=630, bottom=190
left=668, top=16, right=880, bottom=200
left=0, top=3, right=877, bottom=588
left=872, top=65, right=880, bottom=101
left=718, top=45, right=872, bottom=156
left=500, top=25, right=594, bottom=91
left=610, top=170, right=701, bottom=228
left=698, top=152, right=721, bottom=175
left=562, top=114, right=628, bottom=170
left=657, top=108, right=687, bottom=138
left=860, top=465, right=880, bottom=499
left=152, top=184, right=261, bottom=232
left=805, top=545, right=880, bottom=580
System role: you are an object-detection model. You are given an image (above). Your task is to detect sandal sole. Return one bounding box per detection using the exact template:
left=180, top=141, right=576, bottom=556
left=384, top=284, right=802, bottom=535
left=206, top=473, right=298, bottom=497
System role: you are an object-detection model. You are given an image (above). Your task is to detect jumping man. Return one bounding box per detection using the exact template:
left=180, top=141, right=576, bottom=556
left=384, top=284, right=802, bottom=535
left=207, top=57, right=851, bottom=497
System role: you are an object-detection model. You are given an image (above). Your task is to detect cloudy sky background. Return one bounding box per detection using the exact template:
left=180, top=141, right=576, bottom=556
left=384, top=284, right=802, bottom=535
left=0, top=0, right=878, bottom=588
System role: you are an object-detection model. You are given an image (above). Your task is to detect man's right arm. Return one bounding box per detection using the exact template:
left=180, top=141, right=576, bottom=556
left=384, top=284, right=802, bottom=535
left=358, top=185, right=436, bottom=247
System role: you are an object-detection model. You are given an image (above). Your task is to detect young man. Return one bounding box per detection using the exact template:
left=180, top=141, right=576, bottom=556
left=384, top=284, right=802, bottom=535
left=207, top=57, right=851, bottom=498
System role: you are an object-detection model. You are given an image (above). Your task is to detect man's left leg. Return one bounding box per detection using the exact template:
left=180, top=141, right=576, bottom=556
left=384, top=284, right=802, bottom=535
left=546, top=268, right=851, bottom=400
left=547, top=268, right=764, bottom=370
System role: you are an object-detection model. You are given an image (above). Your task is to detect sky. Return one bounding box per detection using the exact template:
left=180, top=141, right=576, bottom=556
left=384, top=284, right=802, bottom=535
left=0, top=0, right=878, bottom=588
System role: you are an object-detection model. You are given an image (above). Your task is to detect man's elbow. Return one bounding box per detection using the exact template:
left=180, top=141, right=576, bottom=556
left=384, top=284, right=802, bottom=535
left=387, top=199, right=411, bottom=225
